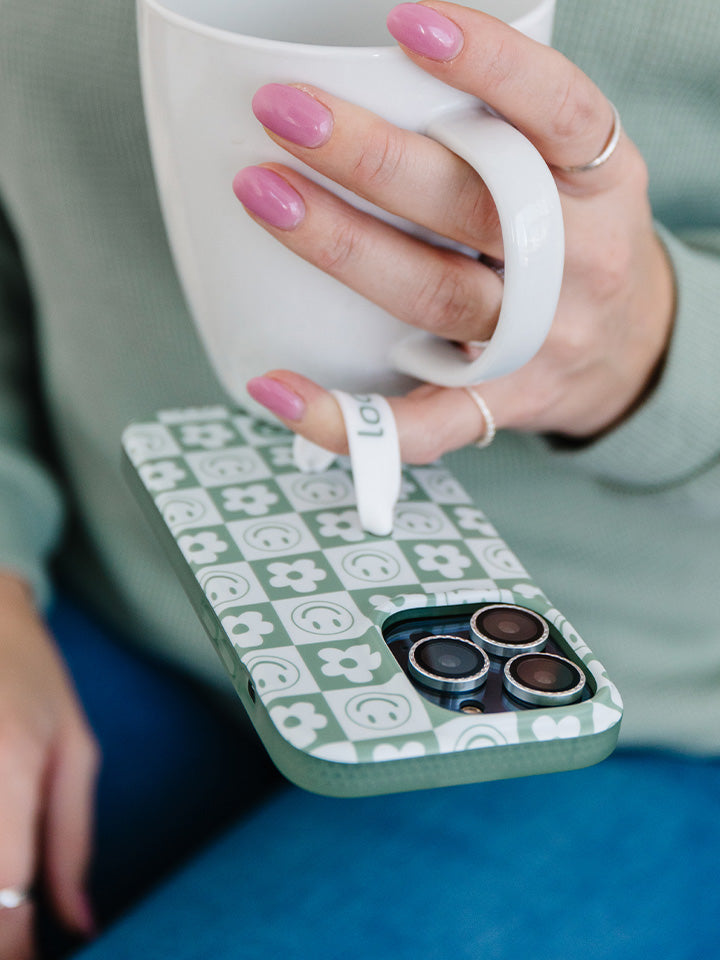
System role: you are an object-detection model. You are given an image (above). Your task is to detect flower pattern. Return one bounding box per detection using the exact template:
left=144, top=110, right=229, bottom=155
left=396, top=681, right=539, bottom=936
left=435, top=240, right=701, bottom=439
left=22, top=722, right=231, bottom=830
left=267, top=558, right=327, bottom=593
left=454, top=506, right=498, bottom=537
left=318, top=644, right=382, bottom=683
left=222, top=611, right=274, bottom=649
left=126, top=408, right=619, bottom=780
left=269, top=702, right=328, bottom=749
left=222, top=483, right=278, bottom=516
left=178, top=531, right=229, bottom=565
left=532, top=716, right=582, bottom=741
left=414, top=544, right=472, bottom=579
left=316, top=510, right=364, bottom=542
left=180, top=423, right=235, bottom=449
left=139, top=460, right=186, bottom=492
left=372, top=741, right=426, bottom=761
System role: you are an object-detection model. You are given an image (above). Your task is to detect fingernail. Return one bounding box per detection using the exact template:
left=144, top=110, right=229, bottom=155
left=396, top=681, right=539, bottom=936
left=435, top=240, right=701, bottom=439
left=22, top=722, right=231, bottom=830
left=387, top=3, right=464, bottom=60
left=252, top=84, right=334, bottom=148
left=247, top=376, right=306, bottom=421
left=232, top=167, right=305, bottom=229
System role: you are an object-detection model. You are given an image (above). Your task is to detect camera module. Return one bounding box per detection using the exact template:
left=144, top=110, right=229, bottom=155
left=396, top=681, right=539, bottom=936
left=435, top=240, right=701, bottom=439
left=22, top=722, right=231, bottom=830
left=503, top=653, right=585, bottom=707
left=408, top=635, right=490, bottom=694
left=470, top=604, right=549, bottom=659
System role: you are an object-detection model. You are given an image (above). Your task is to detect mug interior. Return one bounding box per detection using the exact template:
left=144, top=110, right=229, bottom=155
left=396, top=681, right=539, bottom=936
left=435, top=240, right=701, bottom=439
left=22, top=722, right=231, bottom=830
left=151, top=0, right=550, bottom=46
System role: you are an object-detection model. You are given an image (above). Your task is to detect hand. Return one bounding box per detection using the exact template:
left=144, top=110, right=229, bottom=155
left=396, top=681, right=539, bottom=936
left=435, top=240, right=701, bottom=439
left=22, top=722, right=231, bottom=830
left=234, top=1, right=675, bottom=461
left=0, top=574, right=99, bottom=959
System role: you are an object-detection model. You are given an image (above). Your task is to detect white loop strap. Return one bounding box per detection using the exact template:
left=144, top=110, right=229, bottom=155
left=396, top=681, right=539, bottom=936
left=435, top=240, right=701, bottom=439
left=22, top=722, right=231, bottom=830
left=292, top=391, right=402, bottom=537
left=292, top=434, right=337, bottom=474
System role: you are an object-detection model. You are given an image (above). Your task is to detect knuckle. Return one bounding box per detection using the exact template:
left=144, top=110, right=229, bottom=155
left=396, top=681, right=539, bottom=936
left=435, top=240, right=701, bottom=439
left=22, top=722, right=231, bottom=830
left=351, top=122, right=406, bottom=192
left=315, top=218, right=362, bottom=275
left=66, top=719, right=102, bottom=770
left=410, top=261, right=476, bottom=337
left=588, top=232, right=635, bottom=302
left=456, top=173, right=501, bottom=242
left=482, top=38, right=516, bottom=96
left=0, top=718, right=44, bottom=794
left=547, top=321, right=595, bottom=369
left=547, top=74, right=596, bottom=144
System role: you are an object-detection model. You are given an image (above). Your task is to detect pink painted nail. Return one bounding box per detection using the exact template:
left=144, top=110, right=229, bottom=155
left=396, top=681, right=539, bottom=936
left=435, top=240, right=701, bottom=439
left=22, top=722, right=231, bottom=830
left=232, top=167, right=305, bottom=230
left=247, top=377, right=306, bottom=421
left=253, top=84, right=334, bottom=148
left=387, top=3, right=464, bottom=60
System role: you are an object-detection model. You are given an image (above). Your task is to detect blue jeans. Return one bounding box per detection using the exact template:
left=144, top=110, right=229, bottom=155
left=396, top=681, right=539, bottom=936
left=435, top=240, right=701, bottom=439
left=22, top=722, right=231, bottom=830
left=52, top=597, right=720, bottom=959
left=42, top=595, right=280, bottom=954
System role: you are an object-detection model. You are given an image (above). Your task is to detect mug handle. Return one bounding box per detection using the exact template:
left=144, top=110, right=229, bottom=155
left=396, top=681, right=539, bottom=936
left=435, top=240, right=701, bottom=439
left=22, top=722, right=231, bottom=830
left=390, top=107, right=564, bottom=387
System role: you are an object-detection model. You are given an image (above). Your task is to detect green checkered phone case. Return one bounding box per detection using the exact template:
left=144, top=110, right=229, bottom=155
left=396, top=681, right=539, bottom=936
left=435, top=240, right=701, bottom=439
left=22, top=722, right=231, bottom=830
left=122, top=405, right=622, bottom=796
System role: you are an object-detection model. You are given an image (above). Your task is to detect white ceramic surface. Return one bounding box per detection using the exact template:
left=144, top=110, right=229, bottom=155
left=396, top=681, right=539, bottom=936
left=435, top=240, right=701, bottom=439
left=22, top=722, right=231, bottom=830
left=138, top=0, right=563, bottom=405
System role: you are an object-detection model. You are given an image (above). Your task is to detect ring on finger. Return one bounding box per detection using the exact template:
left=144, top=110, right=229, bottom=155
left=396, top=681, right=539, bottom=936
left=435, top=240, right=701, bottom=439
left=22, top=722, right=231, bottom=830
left=556, top=102, right=622, bottom=174
left=0, top=887, right=31, bottom=910
left=463, top=387, right=497, bottom=449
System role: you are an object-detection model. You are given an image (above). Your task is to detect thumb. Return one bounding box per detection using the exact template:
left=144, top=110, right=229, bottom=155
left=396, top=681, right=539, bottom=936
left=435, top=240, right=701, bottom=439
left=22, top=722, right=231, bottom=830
left=247, top=370, right=498, bottom=463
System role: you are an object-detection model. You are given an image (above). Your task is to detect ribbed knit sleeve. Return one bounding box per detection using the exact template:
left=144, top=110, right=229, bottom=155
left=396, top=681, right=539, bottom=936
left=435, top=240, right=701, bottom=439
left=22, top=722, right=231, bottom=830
left=0, top=203, right=64, bottom=607
left=547, top=0, right=720, bottom=495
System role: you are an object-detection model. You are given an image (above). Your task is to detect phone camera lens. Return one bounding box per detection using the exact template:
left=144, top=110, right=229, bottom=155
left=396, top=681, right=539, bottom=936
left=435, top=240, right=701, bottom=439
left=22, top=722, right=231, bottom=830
left=470, top=604, right=549, bottom=659
left=408, top=635, right=489, bottom=694
left=503, top=653, right=586, bottom=707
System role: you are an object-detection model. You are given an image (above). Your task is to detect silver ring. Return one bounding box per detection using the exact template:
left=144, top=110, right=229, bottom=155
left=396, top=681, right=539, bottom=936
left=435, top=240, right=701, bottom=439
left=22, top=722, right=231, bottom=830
left=0, top=887, right=30, bottom=910
left=463, top=387, right=496, bottom=449
left=556, top=102, right=622, bottom=173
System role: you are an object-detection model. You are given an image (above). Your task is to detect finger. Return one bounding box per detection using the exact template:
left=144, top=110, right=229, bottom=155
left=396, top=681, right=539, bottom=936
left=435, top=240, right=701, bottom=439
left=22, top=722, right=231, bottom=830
left=386, top=1, right=627, bottom=189
left=42, top=722, right=100, bottom=939
left=0, top=901, right=34, bottom=960
left=247, top=371, right=498, bottom=463
left=252, top=83, right=503, bottom=256
left=233, top=164, right=504, bottom=342
left=0, top=733, right=44, bottom=960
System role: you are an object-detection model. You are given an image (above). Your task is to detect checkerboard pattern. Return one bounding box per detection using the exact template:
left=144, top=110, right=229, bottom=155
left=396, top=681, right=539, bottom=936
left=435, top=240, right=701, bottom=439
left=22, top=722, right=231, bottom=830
left=123, top=406, right=622, bottom=771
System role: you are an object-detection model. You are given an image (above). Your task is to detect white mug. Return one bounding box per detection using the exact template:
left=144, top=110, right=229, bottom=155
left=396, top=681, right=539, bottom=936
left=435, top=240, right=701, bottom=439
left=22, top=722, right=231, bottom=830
left=137, top=0, right=563, bottom=408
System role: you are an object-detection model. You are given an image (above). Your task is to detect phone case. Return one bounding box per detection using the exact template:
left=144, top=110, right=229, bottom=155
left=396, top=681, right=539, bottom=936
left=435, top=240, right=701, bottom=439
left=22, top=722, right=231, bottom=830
left=122, top=405, right=622, bottom=797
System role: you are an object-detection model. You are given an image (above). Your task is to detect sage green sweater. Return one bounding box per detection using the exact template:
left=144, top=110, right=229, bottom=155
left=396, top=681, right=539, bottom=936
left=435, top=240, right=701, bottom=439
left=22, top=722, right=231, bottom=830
left=1, top=0, right=719, bottom=751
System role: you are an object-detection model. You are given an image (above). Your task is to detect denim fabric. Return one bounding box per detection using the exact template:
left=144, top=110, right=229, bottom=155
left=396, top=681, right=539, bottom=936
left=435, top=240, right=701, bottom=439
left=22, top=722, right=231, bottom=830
left=73, top=752, right=720, bottom=960
left=52, top=597, right=720, bottom=960
left=47, top=596, right=280, bottom=930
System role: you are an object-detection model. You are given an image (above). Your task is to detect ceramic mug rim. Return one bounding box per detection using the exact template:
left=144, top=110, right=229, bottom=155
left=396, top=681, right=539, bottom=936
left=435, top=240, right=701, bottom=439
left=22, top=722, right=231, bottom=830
left=141, top=0, right=555, bottom=57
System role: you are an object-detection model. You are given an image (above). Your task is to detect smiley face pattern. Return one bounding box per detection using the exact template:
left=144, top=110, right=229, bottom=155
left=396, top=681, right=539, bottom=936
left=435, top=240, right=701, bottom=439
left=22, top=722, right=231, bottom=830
left=123, top=406, right=622, bottom=768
